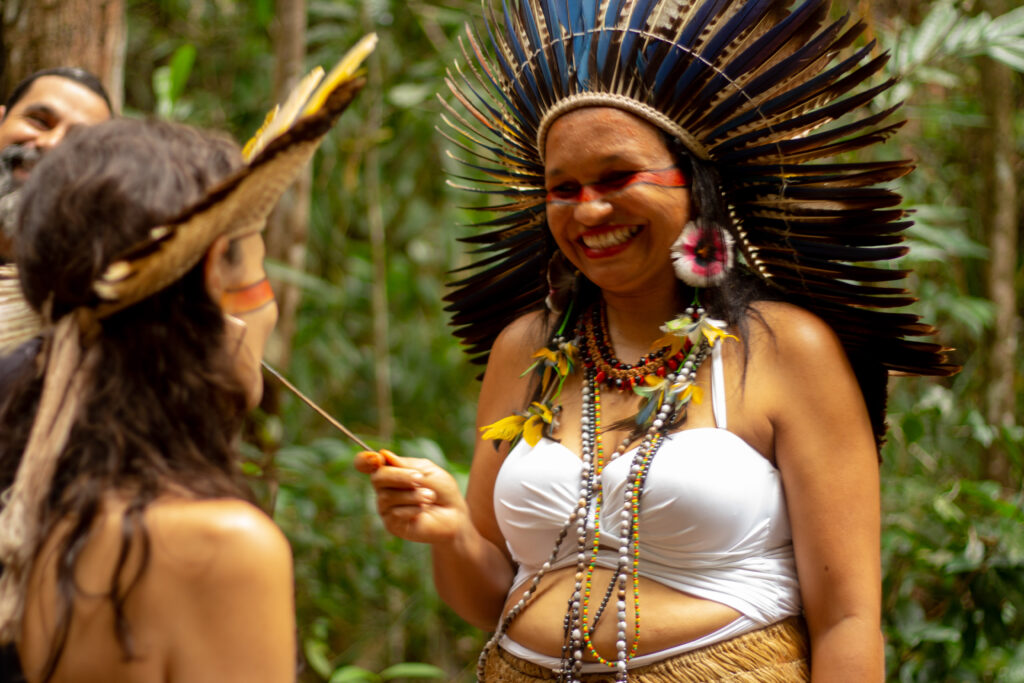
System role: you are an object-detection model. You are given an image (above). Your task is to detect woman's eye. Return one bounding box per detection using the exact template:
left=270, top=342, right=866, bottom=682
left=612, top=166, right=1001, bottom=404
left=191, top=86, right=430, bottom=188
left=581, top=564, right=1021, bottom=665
left=548, top=183, right=580, bottom=199
left=594, top=172, right=635, bottom=192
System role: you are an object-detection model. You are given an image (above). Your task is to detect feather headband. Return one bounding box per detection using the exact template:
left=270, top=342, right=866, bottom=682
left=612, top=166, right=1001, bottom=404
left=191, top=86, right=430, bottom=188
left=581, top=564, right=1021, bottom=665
left=441, top=0, right=955, bottom=382
left=0, top=34, right=376, bottom=643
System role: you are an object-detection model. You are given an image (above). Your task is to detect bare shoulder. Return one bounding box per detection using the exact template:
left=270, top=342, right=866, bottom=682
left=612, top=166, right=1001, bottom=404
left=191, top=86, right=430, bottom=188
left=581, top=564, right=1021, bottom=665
left=145, top=498, right=291, bottom=585
left=490, top=309, right=550, bottom=366
left=742, top=300, right=862, bottom=423
left=747, top=300, right=846, bottom=359
left=477, top=309, right=550, bottom=422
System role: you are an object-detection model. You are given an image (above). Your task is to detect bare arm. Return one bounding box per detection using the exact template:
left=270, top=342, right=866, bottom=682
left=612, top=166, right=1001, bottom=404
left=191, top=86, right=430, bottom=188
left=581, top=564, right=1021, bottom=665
left=755, top=303, right=884, bottom=682
left=356, top=313, right=544, bottom=629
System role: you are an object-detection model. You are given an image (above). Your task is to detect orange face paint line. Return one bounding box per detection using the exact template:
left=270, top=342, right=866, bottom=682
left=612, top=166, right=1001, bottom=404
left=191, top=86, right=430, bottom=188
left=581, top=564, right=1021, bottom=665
left=546, top=166, right=688, bottom=205
left=221, top=277, right=275, bottom=315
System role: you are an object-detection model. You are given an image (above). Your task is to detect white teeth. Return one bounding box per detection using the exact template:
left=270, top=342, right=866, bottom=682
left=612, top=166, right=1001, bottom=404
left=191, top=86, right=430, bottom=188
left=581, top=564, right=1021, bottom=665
left=581, top=226, right=641, bottom=249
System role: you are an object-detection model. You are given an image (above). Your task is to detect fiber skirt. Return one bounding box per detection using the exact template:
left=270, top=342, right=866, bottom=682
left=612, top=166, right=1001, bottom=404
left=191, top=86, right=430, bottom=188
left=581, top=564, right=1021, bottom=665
left=481, top=616, right=809, bottom=682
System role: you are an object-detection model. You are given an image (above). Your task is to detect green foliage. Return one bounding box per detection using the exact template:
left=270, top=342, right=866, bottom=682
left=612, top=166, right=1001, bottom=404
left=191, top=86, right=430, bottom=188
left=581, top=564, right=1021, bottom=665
left=152, top=43, right=196, bottom=119
left=875, top=2, right=1024, bottom=680
left=271, top=435, right=477, bottom=681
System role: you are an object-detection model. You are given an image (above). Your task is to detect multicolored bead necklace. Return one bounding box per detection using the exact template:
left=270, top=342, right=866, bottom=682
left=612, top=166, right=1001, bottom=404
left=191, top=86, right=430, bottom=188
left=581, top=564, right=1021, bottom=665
left=579, top=304, right=692, bottom=392
left=559, top=336, right=709, bottom=682
left=476, top=303, right=731, bottom=682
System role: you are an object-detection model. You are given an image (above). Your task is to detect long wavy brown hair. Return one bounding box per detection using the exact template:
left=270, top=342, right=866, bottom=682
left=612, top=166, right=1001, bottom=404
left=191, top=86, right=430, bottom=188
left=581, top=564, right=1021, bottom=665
left=0, top=118, right=254, bottom=681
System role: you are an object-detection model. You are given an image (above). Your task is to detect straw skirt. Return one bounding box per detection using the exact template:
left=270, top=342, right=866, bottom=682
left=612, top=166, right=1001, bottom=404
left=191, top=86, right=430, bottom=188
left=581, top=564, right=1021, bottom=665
left=481, top=617, right=809, bottom=682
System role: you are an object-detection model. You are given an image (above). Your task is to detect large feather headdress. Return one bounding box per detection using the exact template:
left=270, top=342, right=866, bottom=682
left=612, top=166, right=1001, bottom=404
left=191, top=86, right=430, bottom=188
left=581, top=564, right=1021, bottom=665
left=0, top=34, right=377, bottom=643
left=441, top=0, right=955, bottom=382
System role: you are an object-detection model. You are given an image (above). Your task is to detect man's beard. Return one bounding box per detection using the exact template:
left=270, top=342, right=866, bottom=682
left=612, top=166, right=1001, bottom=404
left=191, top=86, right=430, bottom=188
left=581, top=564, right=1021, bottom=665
left=0, top=145, right=40, bottom=258
left=0, top=145, right=40, bottom=260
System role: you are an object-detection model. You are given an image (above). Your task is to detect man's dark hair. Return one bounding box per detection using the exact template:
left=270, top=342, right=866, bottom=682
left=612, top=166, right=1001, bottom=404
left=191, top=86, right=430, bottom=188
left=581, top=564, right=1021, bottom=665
left=2, top=67, right=113, bottom=117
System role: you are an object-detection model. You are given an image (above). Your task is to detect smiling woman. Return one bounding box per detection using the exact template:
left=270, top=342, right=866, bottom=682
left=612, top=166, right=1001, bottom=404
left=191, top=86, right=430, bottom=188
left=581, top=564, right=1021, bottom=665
left=543, top=110, right=691, bottom=300
left=355, top=0, right=956, bottom=681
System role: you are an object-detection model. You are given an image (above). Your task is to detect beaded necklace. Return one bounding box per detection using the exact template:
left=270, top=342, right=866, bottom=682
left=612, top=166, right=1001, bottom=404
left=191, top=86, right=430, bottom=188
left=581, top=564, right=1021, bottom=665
left=579, top=305, right=692, bottom=391
left=476, top=303, right=722, bottom=682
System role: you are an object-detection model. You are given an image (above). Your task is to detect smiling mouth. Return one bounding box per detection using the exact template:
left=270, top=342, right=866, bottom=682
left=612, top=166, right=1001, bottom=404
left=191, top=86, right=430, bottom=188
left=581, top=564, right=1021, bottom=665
left=580, top=225, right=642, bottom=250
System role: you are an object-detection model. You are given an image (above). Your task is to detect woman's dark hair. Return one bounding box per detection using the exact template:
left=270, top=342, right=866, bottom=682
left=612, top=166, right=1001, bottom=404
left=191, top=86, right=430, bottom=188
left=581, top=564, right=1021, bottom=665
left=0, top=118, right=249, bottom=681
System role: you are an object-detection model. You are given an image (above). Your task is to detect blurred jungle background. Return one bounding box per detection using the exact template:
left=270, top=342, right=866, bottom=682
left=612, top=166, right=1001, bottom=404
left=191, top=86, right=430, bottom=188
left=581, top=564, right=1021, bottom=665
left=1, top=0, right=1022, bottom=680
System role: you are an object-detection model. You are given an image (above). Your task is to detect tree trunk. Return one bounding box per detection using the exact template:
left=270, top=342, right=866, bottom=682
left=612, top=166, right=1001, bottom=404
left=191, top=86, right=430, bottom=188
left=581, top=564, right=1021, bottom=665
left=1, top=0, right=125, bottom=111
left=263, top=0, right=309, bottom=370
left=979, top=0, right=1020, bottom=486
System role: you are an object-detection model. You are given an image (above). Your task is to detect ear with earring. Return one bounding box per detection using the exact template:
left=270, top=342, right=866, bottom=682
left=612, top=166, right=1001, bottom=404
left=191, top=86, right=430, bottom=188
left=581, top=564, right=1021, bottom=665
left=544, top=250, right=579, bottom=317
left=670, top=216, right=734, bottom=288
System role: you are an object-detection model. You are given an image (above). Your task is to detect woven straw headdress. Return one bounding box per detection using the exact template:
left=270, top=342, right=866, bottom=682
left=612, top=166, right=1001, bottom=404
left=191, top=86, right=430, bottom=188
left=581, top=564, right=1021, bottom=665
left=441, top=0, right=955, bottom=385
left=0, top=34, right=376, bottom=642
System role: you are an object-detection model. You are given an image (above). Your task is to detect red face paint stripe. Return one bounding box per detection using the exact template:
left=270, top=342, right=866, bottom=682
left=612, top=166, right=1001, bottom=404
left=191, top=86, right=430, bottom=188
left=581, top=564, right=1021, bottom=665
left=546, top=166, right=688, bottom=205
left=221, top=278, right=275, bottom=315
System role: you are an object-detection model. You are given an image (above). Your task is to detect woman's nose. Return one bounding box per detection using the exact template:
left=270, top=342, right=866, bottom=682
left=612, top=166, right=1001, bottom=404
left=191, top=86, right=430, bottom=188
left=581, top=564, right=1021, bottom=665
left=573, top=195, right=614, bottom=225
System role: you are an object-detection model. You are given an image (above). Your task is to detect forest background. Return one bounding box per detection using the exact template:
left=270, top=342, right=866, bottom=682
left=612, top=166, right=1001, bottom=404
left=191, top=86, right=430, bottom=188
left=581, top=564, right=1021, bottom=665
left=1, top=0, right=1022, bottom=681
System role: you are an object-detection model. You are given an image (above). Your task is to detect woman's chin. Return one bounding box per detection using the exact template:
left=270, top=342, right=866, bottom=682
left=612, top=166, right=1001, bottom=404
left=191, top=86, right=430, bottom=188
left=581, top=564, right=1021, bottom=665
left=243, top=372, right=264, bottom=411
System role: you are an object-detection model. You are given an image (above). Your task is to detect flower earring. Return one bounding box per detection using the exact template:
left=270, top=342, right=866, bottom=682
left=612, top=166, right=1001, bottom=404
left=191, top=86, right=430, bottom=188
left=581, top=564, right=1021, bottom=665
left=671, top=217, right=734, bottom=287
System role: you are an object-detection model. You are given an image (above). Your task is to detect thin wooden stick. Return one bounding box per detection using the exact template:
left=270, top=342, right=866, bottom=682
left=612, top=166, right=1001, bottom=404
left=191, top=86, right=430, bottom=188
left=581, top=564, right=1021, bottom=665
left=262, top=360, right=374, bottom=452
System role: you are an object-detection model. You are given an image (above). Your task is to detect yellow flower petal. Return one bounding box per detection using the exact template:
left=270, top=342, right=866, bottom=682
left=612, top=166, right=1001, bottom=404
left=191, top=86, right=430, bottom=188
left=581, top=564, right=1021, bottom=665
left=479, top=414, right=527, bottom=441
left=532, top=347, right=557, bottom=363
left=541, top=365, right=554, bottom=393
left=523, top=415, right=545, bottom=446
left=681, top=384, right=704, bottom=405
left=700, top=319, right=739, bottom=347
left=531, top=402, right=553, bottom=423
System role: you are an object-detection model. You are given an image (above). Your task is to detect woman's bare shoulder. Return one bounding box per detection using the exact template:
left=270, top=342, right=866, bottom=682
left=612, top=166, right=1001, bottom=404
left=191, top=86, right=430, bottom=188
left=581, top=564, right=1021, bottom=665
left=491, top=309, right=549, bottom=361
left=746, top=300, right=846, bottom=359
left=143, top=497, right=291, bottom=582
left=478, top=309, right=550, bottom=413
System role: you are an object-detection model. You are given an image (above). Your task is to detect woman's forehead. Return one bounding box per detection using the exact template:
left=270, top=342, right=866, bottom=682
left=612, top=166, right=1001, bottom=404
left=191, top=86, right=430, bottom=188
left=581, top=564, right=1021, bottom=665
left=544, top=107, right=672, bottom=172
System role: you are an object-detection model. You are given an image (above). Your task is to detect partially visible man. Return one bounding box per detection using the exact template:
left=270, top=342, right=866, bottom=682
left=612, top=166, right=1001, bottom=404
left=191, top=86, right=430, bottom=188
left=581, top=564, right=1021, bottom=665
left=0, top=69, right=110, bottom=681
left=0, top=67, right=112, bottom=258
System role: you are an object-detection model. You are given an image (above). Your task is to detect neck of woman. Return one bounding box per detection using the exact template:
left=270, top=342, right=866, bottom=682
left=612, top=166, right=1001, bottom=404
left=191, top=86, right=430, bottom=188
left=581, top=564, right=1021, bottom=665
left=600, top=284, right=689, bottom=359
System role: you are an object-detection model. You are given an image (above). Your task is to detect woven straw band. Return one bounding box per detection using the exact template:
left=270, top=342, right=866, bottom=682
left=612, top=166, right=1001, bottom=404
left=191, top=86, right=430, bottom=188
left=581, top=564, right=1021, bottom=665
left=536, top=93, right=710, bottom=163
left=483, top=616, right=810, bottom=682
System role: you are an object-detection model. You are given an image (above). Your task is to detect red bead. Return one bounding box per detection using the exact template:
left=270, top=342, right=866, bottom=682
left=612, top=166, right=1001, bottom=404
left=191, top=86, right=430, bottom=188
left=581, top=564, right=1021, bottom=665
left=656, top=367, right=666, bottom=377
left=595, top=371, right=606, bottom=383
left=667, top=358, right=679, bottom=370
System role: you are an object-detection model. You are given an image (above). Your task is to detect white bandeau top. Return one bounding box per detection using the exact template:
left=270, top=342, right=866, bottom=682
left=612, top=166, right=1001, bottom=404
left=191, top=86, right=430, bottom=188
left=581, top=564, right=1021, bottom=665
left=493, top=344, right=802, bottom=669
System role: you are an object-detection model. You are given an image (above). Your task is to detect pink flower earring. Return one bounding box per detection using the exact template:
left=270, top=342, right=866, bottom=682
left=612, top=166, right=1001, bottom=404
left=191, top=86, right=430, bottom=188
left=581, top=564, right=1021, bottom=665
left=671, top=217, right=734, bottom=287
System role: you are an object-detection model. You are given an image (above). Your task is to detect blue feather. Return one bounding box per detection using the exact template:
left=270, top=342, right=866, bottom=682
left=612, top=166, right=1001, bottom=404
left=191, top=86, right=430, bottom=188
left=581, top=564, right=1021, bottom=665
left=671, top=0, right=776, bottom=104
left=596, top=0, right=627, bottom=71
left=660, top=0, right=740, bottom=98
left=482, top=5, right=540, bottom=123
left=540, top=0, right=571, bottom=94
left=563, top=0, right=594, bottom=86
left=705, top=34, right=871, bottom=142
left=520, top=0, right=555, bottom=98
left=619, top=0, right=660, bottom=73
left=503, top=1, right=547, bottom=112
